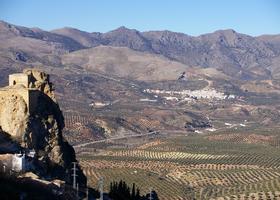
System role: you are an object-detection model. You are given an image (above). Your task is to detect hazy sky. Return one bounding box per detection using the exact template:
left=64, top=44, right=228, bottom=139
left=0, top=0, right=279, bottom=36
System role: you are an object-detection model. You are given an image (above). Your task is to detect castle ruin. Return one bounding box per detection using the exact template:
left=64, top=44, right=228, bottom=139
left=0, top=73, right=39, bottom=114
left=0, top=69, right=86, bottom=189
left=0, top=69, right=55, bottom=139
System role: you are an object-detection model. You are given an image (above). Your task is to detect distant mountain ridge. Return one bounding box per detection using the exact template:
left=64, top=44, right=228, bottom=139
left=52, top=25, right=280, bottom=80
left=1, top=20, right=280, bottom=80
left=2, top=20, right=280, bottom=144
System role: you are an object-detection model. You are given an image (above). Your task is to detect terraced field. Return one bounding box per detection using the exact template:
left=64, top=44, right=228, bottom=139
left=78, top=135, right=280, bottom=200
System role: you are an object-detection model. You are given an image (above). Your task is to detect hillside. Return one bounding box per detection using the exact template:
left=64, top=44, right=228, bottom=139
left=0, top=20, right=280, bottom=144
left=52, top=25, right=280, bottom=80
left=2, top=20, right=280, bottom=80
left=61, top=46, right=190, bottom=81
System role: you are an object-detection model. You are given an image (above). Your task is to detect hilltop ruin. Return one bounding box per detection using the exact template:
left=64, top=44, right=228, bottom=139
left=0, top=69, right=86, bottom=187
left=0, top=70, right=56, bottom=139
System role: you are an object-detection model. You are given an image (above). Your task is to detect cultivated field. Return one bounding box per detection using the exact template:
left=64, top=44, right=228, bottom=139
left=77, top=133, right=280, bottom=200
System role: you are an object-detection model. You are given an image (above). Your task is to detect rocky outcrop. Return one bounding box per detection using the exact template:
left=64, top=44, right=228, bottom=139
left=0, top=92, right=29, bottom=139
left=0, top=69, right=86, bottom=187
left=0, top=171, right=77, bottom=200
left=23, top=69, right=56, bottom=101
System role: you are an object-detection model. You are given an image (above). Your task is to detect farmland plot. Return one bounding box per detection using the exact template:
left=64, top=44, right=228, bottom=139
left=78, top=135, right=280, bottom=199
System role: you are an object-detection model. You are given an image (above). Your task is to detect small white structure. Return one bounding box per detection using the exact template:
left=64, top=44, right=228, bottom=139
left=194, top=130, right=203, bottom=134
left=206, top=128, right=217, bottom=132
left=27, top=150, right=35, bottom=158
left=139, top=98, right=157, bottom=102
left=12, top=153, right=26, bottom=172
left=89, top=101, right=110, bottom=108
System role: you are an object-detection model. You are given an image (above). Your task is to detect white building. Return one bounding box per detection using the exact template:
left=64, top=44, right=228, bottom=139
left=12, top=153, right=26, bottom=172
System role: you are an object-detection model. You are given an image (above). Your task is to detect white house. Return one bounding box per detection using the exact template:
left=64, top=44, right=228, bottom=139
left=12, top=153, right=26, bottom=172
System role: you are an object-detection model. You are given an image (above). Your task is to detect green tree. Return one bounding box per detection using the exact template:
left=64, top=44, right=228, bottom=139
left=131, top=183, right=136, bottom=200
left=135, top=188, right=141, bottom=200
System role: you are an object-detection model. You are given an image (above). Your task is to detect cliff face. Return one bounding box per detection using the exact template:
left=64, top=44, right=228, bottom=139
left=0, top=69, right=86, bottom=186
left=0, top=91, right=29, bottom=139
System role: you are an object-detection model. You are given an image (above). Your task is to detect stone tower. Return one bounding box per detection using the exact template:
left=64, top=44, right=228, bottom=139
left=0, top=69, right=54, bottom=138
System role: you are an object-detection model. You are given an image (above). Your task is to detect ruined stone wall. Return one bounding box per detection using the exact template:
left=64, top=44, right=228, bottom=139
left=9, top=73, right=30, bottom=88
left=0, top=70, right=56, bottom=140
left=5, top=69, right=55, bottom=116
left=0, top=87, right=30, bottom=110
left=0, top=86, right=40, bottom=128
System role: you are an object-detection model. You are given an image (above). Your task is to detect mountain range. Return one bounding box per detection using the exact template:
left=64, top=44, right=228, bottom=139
left=1, top=20, right=280, bottom=80
left=1, top=20, right=280, bottom=142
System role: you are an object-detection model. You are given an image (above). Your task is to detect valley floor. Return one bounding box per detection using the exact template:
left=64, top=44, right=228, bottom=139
left=76, top=130, right=280, bottom=200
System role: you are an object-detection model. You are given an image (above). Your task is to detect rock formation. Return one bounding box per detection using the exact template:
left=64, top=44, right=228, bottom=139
left=0, top=69, right=86, bottom=186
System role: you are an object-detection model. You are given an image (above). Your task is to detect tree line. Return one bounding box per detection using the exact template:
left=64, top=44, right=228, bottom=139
left=109, top=180, right=159, bottom=200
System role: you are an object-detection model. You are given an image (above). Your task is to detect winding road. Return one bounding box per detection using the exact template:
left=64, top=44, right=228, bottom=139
left=73, top=131, right=159, bottom=148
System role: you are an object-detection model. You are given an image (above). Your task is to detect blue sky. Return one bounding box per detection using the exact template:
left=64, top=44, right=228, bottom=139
left=0, top=0, right=279, bottom=36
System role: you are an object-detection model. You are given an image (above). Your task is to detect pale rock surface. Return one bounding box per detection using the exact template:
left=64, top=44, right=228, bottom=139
left=0, top=69, right=86, bottom=186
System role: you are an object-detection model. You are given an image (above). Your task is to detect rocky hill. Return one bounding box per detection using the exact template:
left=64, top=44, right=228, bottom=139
left=61, top=46, right=190, bottom=81
left=0, top=69, right=86, bottom=187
